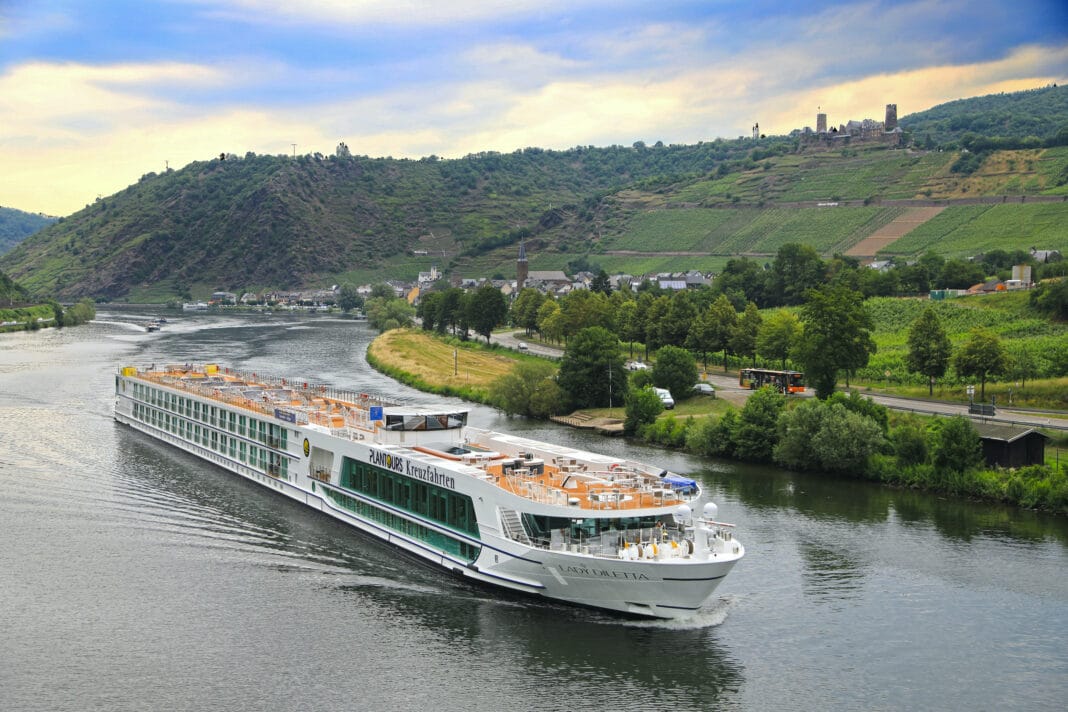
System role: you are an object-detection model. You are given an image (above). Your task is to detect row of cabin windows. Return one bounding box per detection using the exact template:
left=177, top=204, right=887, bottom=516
left=339, top=457, right=479, bottom=537
left=322, top=488, right=480, bottom=563
left=132, top=402, right=288, bottom=479
left=133, top=383, right=287, bottom=449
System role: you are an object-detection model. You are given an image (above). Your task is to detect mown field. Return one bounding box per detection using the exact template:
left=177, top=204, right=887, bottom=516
left=366, top=328, right=528, bottom=401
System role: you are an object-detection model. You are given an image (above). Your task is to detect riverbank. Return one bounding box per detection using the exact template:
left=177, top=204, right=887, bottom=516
left=366, top=328, right=1068, bottom=514
left=366, top=328, right=523, bottom=403
left=0, top=300, right=95, bottom=332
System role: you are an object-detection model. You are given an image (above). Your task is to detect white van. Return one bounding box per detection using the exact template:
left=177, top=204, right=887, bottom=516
left=652, top=387, right=675, bottom=409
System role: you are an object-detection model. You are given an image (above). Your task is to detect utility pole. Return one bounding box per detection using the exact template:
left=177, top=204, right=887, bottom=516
left=291, top=143, right=297, bottom=158
left=608, top=362, right=613, bottom=413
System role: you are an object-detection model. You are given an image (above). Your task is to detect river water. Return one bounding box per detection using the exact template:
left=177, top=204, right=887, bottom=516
left=1, top=308, right=1066, bottom=711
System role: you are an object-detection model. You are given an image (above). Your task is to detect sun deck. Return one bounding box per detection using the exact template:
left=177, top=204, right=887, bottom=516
left=121, top=363, right=396, bottom=432
left=410, top=441, right=697, bottom=512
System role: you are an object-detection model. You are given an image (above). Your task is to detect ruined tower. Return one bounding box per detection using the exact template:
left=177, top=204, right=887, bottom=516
left=885, top=104, right=898, bottom=131
left=816, top=110, right=828, bottom=134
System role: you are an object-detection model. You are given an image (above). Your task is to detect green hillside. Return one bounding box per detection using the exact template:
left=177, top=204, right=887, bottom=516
left=901, top=84, right=1068, bottom=147
left=4, top=84, right=1068, bottom=301
left=0, top=206, right=56, bottom=255
left=0, top=140, right=794, bottom=299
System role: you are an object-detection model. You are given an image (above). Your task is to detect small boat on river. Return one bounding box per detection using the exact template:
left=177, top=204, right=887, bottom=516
left=114, top=363, right=744, bottom=617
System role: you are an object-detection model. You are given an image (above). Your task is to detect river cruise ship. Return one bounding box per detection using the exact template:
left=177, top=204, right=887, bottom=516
left=114, top=363, right=744, bottom=618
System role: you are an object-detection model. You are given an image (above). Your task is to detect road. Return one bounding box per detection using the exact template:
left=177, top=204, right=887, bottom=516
left=699, top=370, right=1068, bottom=432
left=490, top=330, right=1068, bottom=432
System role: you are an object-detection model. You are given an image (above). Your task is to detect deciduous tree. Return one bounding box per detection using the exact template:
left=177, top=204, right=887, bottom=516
left=953, top=327, right=1007, bottom=401
left=557, top=326, right=625, bottom=409
left=730, top=301, right=763, bottom=367
left=651, top=345, right=698, bottom=400
left=906, top=307, right=952, bottom=395
left=756, top=310, right=801, bottom=369
left=489, top=361, right=563, bottom=418
left=796, top=285, right=875, bottom=398
left=467, top=285, right=508, bottom=343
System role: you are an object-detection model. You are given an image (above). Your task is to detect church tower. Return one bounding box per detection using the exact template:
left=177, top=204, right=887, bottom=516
left=516, top=240, right=529, bottom=291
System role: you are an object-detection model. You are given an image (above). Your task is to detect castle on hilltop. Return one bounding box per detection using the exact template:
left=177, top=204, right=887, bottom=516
left=793, top=103, right=903, bottom=147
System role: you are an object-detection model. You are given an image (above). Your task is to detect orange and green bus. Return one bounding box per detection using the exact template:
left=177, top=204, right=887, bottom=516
left=739, top=368, right=805, bottom=394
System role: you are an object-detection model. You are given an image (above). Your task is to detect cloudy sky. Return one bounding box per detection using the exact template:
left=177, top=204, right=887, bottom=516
left=1, top=0, right=1066, bottom=217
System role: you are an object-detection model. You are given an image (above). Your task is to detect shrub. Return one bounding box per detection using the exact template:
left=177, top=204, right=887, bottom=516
left=638, top=415, right=692, bottom=448
left=774, top=400, right=885, bottom=474
left=489, top=361, right=561, bottom=418
left=624, top=386, right=663, bottom=435
left=828, top=390, right=889, bottom=433
left=933, top=416, right=983, bottom=477
left=734, top=386, right=786, bottom=462
left=685, top=409, right=740, bottom=457
left=891, top=418, right=929, bottom=467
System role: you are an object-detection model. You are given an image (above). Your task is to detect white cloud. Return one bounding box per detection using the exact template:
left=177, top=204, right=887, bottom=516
left=2, top=21, right=1066, bottom=215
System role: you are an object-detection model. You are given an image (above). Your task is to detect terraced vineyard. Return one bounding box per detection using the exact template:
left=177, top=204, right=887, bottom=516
left=879, top=203, right=1068, bottom=258
left=672, top=148, right=956, bottom=205
left=602, top=206, right=906, bottom=256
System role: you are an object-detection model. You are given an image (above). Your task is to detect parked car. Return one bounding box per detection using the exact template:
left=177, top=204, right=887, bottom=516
left=517, top=342, right=528, bottom=350
left=625, top=360, right=649, bottom=371
left=692, top=383, right=716, bottom=397
left=652, top=387, right=675, bottom=409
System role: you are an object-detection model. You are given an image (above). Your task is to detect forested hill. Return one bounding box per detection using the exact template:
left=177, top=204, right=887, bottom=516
left=4, top=83, right=1068, bottom=301
left=0, top=206, right=56, bottom=256
left=901, top=84, right=1068, bottom=146
left=0, top=269, right=27, bottom=304
left=0, top=139, right=792, bottom=300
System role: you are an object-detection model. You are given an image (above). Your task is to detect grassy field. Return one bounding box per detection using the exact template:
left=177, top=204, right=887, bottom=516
left=366, top=328, right=531, bottom=401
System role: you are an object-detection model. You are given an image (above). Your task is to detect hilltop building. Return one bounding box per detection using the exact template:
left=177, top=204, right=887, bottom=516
left=798, top=101, right=902, bottom=147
